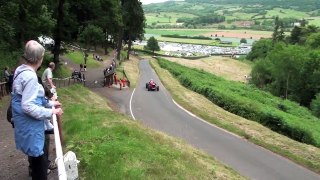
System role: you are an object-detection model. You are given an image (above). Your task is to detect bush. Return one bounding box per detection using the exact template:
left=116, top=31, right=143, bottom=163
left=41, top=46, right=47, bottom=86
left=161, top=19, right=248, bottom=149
left=240, top=38, right=247, bottom=44
left=311, top=93, right=320, bottom=118
left=0, top=51, right=22, bottom=77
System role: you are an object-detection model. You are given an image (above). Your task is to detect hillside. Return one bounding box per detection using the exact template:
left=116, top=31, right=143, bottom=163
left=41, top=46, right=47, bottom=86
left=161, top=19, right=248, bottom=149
left=143, top=0, right=320, bottom=29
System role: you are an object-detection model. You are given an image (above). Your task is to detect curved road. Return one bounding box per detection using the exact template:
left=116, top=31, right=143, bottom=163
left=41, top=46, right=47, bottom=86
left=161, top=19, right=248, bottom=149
left=130, top=60, right=319, bottom=180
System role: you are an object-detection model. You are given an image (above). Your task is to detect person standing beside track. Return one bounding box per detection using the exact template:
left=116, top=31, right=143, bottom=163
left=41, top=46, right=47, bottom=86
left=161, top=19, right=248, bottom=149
left=11, top=40, right=63, bottom=180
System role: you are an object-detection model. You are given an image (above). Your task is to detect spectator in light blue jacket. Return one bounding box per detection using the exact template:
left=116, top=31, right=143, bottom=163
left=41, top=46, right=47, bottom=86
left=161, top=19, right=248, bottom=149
left=11, top=40, right=63, bottom=180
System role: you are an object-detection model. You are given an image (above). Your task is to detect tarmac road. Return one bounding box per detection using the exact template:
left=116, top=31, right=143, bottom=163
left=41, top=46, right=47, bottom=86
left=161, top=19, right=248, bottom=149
left=130, top=59, right=320, bottom=180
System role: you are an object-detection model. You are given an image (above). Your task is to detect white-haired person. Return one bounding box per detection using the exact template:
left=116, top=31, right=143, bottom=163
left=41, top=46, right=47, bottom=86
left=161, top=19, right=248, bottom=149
left=11, top=40, right=63, bottom=180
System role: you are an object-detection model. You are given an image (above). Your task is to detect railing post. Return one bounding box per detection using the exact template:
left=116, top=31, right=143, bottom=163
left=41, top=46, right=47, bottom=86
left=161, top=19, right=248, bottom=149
left=52, top=108, right=67, bottom=180
left=0, top=83, right=4, bottom=97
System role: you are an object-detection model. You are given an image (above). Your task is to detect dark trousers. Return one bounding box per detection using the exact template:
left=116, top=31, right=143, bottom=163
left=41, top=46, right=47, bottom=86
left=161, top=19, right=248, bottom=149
left=28, top=154, right=48, bottom=180
left=28, top=134, right=50, bottom=180
left=5, top=82, right=11, bottom=94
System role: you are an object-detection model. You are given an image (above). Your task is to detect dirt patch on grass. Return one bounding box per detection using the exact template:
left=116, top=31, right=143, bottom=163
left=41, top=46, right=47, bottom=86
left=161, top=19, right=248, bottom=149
left=165, top=56, right=252, bottom=83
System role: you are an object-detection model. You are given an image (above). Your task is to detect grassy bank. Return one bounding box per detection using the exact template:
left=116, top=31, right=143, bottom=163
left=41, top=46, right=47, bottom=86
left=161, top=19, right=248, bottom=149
left=121, top=56, right=140, bottom=88
left=165, top=56, right=252, bottom=82
left=65, top=51, right=101, bottom=68
left=59, top=84, right=245, bottom=179
left=149, top=58, right=320, bottom=173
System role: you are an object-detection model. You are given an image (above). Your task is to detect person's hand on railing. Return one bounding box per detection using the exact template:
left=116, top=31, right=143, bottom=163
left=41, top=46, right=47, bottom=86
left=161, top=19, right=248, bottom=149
left=53, top=100, right=62, bottom=108
left=52, top=107, right=63, bottom=116
left=51, top=94, right=58, bottom=101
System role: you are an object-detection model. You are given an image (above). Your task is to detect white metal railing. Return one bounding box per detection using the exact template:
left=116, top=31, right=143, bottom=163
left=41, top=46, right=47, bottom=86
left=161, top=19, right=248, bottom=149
left=52, top=108, right=67, bottom=180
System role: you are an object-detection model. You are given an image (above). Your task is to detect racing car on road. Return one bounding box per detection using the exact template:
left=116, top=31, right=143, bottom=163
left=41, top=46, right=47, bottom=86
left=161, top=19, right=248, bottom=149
left=146, top=79, right=159, bottom=91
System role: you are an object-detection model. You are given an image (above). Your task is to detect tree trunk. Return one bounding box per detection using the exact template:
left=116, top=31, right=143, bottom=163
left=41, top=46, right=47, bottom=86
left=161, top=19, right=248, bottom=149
left=285, top=73, right=290, bottom=99
left=53, top=0, right=65, bottom=64
left=127, top=35, right=132, bottom=60
left=104, top=31, right=108, bottom=55
left=18, top=3, right=26, bottom=48
left=116, top=30, right=123, bottom=60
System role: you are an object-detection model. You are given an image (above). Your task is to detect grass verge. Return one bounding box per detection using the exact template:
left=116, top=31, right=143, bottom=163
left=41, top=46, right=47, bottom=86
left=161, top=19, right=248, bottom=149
left=149, top=58, right=320, bottom=173
left=165, top=56, right=252, bottom=82
left=58, top=84, right=245, bottom=179
left=121, top=56, right=140, bottom=88
left=65, top=51, right=101, bottom=68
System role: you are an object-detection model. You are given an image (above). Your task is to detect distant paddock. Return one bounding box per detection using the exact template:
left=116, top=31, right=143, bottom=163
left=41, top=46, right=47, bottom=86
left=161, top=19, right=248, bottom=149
left=202, top=31, right=272, bottom=40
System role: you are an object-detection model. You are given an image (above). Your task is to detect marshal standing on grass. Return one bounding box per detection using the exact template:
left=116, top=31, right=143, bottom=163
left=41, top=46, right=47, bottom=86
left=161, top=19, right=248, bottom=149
left=11, top=40, right=63, bottom=180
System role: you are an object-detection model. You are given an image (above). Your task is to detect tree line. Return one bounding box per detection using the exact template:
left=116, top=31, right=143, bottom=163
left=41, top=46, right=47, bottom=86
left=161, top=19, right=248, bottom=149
left=247, top=19, right=320, bottom=117
left=177, top=14, right=225, bottom=26
left=0, top=0, right=145, bottom=65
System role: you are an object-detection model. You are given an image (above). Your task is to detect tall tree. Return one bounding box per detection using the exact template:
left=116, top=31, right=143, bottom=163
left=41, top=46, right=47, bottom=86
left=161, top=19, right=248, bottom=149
left=78, top=25, right=103, bottom=51
left=52, top=0, right=65, bottom=64
left=122, top=0, right=145, bottom=60
left=272, top=16, right=285, bottom=44
left=298, top=51, right=320, bottom=106
left=96, top=0, right=122, bottom=55
left=0, top=0, right=54, bottom=50
left=268, top=44, right=305, bottom=99
left=290, top=26, right=302, bottom=44
left=145, top=36, right=160, bottom=55
left=246, top=39, right=273, bottom=61
left=306, top=32, right=320, bottom=49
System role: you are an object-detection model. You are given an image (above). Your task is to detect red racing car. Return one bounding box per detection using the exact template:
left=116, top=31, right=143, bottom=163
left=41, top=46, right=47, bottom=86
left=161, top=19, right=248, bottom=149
left=146, top=79, right=159, bottom=91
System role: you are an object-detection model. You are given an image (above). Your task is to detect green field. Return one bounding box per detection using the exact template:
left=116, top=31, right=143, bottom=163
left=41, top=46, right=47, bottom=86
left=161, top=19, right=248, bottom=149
left=157, top=36, right=238, bottom=46
left=187, top=4, right=205, bottom=10
left=65, top=51, right=101, bottom=68
left=145, top=28, right=213, bottom=36
left=144, top=3, right=320, bottom=28
left=307, top=17, right=320, bottom=26
left=146, top=12, right=197, bottom=25
left=225, top=12, right=257, bottom=21
left=145, top=28, right=273, bottom=37
left=266, top=8, right=309, bottom=19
